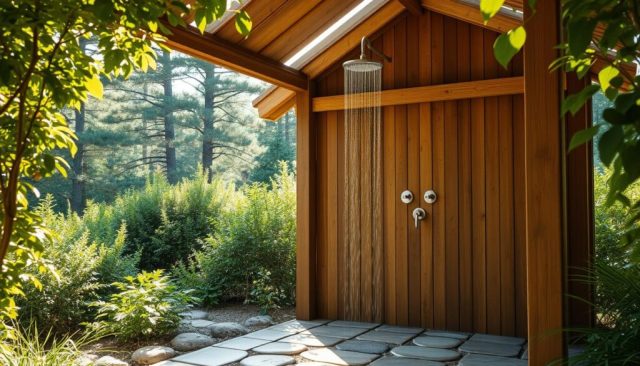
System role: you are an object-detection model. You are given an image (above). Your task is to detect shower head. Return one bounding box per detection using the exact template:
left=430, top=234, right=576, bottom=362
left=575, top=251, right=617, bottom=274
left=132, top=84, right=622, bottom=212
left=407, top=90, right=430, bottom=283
left=342, top=36, right=391, bottom=72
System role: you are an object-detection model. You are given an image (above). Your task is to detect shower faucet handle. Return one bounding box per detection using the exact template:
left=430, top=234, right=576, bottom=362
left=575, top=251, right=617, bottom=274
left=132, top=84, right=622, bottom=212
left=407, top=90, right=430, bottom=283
left=413, top=208, right=426, bottom=228
left=400, top=190, right=414, bottom=204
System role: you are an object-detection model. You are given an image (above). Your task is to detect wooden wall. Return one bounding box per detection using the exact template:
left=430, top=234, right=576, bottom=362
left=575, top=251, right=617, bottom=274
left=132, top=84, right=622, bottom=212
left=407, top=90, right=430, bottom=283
left=312, top=10, right=527, bottom=337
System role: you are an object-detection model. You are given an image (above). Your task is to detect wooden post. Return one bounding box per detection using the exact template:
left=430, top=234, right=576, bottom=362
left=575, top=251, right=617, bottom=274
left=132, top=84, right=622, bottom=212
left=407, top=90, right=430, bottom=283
left=523, top=0, right=565, bottom=364
left=565, top=74, right=595, bottom=331
left=296, top=82, right=317, bottom=320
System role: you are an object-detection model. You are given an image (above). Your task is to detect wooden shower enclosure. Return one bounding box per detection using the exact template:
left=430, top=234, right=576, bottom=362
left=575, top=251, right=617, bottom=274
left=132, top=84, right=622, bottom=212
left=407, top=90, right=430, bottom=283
left=165, top=0, right=597, bottom=363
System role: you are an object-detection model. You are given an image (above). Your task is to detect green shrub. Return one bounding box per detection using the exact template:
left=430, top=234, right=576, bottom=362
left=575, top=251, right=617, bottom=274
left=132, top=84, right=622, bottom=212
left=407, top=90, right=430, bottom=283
left=248, top=269, right=288, bottom=314
left=90, top=270, right=197, bottom=341
left=0, top=323, right=99, bottom=366
left=83, top=172, right=234, bottom=270
left=18, top=197, right=139, bottom=334
left=177, top=163, right=296, bottom=307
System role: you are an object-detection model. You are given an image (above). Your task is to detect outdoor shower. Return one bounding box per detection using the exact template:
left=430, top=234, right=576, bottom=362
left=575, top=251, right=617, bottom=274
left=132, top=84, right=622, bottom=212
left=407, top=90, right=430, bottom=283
left=342, top=37, right=390, bottom=321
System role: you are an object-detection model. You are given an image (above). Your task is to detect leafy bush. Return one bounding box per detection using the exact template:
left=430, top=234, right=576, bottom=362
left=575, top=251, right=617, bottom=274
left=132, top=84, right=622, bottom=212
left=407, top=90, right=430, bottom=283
left=91, top=270, right=197, bottom=341
left=249, top=270, right=288, bottom=314
left=568, top=262, right=640, bottom=365
left=18, top=197, right=139, bottom=334
left=83, top=172, right=234, bottom=270
left=0, top=323, right=99, bottom=366
left=175, top=163, right=296, bottom=308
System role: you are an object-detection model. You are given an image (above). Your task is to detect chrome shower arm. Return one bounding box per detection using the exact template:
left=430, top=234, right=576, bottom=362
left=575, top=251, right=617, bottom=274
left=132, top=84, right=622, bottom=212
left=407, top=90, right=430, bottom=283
left=360, top=36, right=391, bottom=63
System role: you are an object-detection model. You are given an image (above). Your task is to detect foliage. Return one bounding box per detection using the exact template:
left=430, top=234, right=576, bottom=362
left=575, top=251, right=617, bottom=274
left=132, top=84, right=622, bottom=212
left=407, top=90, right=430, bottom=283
left=250, top=111, right=297, bottom=184
left=0, top=0, right=250, bottom=335
left=175, top=163, right=296, bottom=307
left=567, top=262, right=640, bottom=365
left=0, top=323, right=99, bottom=366
left=90, top=270, right=197, bottom=341
left=248, top=269, right=288, bottom=315
left=17, top=197, right=139, bottom=334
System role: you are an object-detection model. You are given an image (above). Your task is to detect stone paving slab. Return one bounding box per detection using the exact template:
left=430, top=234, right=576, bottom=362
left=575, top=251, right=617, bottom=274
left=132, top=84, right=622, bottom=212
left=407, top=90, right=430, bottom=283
left=375, top=325, right=423, bottom=335
left=458, top=340, right=522, bottom=358
left=280, top=334, right=344, bottom=347
left=252, top=342, right=308, bottom=355
left=412, top=336, right=462, bottom=349
left=269, top=320, right=328, bottom=334
left=335, top=340, right=390, bottom=354
left=327, top=321, right=381, bottom=329
left=391, top=346, right=461, bottom=362
left=301, top=326, right=368, bottom=339
left=356, top=330, right=416, bottom=345
left=151, top=361, right=192, bottom=366
left=214, top=337, right=271, bottom=351
left=423, top=330, right=471, bottom=340
left=468, top=334, right=525, bottom=346
left=370, top=356, right=445, bottom=366
left=172, top=347, right=248, bottom=366
left=246, top=329, right=292, bottom=341
left=458, top=354, right=528, bottom=366
left=301, top=348, right=380, bottom=366
left=240, top=355, right=295, bottom=366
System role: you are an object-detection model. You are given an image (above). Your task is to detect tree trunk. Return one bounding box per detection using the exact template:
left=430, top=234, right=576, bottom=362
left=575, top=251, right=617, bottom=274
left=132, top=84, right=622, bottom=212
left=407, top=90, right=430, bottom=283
left=284, top=112, right=290, bottom=145
left=202, top=64, right=216, bottom=182
left=70, top=103, right=86, bottom=213
left=161, top=51, right=177, bottom=184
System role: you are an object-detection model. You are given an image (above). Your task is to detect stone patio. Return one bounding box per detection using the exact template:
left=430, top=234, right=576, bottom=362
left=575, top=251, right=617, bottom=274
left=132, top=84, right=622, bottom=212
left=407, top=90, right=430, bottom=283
left=152, top=319, right=529, bottom=366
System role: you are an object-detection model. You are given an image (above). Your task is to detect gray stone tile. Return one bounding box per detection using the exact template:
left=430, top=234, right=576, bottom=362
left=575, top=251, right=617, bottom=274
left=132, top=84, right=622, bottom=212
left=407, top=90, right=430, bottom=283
left=301, top=326, right=368, bottom=339
left=301, top=348, right=380, bottom=366
left=336, top=340, right=390, bottom=354
left=356, top=331, right=416, bottom=345
left=253, top=342, right=308, bottom=355
left=468, top=334, right=525, bottom=346
left=191, top=320, right=216, bottom=328
left=240, top=355, right=295, bottom=366
left=521, top=344, right=527, bottom=360
left=376, top=325, right=424, bottom=335
left=269, top=320, right=326, bottom=334
left=390, top=346, right=461, bottom=362
left=280, top=334, right=343, bottom=347
left=458, top=341, right=522, bottom=358
left=412, top=336, right=462, bottom=349
left=459, top=354, right=528, bottom=366
left=294, top=363, right=336, bottom=366
left=150, top=361, right=192, bottom=366
left=423, top=330, right=471, bottom=340
left=172, top=347, right=248, bottom=366
left=328, top=321, right=381, bottom=329
left=214, top=337, right=271, bottom=351
left=246, top=329, right=292, bottom=341
left=370, top=356, right=445, bottom=366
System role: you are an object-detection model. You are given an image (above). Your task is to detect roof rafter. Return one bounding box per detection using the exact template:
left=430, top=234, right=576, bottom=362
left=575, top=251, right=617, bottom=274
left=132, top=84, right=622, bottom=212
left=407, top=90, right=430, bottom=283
left=396, top=0, right=423, bottom=16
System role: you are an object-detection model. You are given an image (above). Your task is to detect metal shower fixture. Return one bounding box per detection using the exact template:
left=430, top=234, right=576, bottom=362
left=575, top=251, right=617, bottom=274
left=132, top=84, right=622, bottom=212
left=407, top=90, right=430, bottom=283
left=342, top=36, right=392, bottom=72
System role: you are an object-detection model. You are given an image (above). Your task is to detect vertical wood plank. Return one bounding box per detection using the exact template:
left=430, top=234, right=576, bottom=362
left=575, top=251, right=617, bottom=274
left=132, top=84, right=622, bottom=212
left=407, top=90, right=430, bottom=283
left=523, top=0, right=565, bottom=362
left=394, top=17, right=409, bottom=326
left=418, top=10, right=434, bottom=329
left=296, top=82, right=316, bottom=320
left=513, top=93, right=528, bottom=337
left=326, top=75, right=339, bottom=320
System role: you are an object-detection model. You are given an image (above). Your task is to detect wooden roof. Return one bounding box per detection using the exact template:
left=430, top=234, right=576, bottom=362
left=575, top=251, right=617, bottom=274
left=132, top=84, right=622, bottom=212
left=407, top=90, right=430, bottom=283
left=165, top=0, right=633, bottom=121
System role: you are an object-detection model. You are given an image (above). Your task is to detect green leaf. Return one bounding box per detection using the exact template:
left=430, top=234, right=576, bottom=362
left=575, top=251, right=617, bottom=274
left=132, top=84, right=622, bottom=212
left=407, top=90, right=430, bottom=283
left=148, top=21, right=158, bottom=33
left=85, top=74, right=103, bottom=99
left=493, top=26, right=526, bottom=69
left=599, top=125, right=624, bottom=167
left=43, top=154, right=56, bottom=172
left=568, top=19, right=597, bottom=56
left=569, top=125, right=600, bottom=152
left=528, top=0, right=537, bottom=10
left=561, top=84, right=599, bottom=116
left=598, top=65, right=620, bottom=91
left=480, top=0, right=505, bottom=22
left=235, top=10, right=252, bottom=37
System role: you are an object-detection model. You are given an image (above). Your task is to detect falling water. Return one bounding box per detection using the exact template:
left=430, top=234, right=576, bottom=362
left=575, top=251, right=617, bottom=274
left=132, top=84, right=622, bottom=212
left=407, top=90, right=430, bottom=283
left=343, top=61, right=383, bottom=321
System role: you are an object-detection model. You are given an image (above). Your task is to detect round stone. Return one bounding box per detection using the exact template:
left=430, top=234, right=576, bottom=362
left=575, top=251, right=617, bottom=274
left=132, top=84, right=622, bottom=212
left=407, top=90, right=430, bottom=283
left=413, top=336, right=462, bottom=349
left=131, top=346, right=176, bottom=365
left=301, top=348, right=380, bottom=366
left=245, top=315, right=274, bottom=327
left=240, top=355, right=295, bottom=366
left=252, top=342, right=308, bottom=355
left=180, top=310, right=209, bottom=320
left=391, top=346, right=461, bottom=362
left=371, top=356, right=445, bottom=366
left=170, top=332, right=216, bottom=352
left=208, top=322, right=250, bottom=338
left=93, top=356, right=128, bottom=366
left=336, top=340, right=390, bottom=354
left=191, top=319, right=215, bottom=328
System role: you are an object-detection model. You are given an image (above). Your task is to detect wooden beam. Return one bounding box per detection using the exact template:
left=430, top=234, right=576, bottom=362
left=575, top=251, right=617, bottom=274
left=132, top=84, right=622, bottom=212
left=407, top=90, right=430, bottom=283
left=253, top=86, right=296, bottom=121
left=312, top=77, right=524, bottom=112
left=295, top=81, right=317, bottom=320
left=523, top=0, right=565, bottom=364
left=164, top=25, right=308, bottom=92
left=421, top=0, right=519, bottom=33
left=396, top=0, right=423, bottom=15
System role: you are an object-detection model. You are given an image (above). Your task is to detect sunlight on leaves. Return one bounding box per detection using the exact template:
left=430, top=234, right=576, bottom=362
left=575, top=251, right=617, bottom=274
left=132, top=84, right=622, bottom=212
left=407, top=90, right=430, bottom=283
left=479, top=0, right=505, bottom=22
left=493, top=26, right=526, bottom=69
left=84, top=74, right=103, bottom=99
left=569, top=125, right=600, bottom=152
left=235, top=10, right=252, bottom=37
left=598, top=65, right=620, bottom=92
